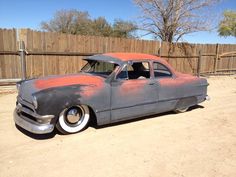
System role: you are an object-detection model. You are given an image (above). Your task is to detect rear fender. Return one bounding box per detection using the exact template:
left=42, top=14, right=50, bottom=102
left=175, top=96, right=197, bottom=110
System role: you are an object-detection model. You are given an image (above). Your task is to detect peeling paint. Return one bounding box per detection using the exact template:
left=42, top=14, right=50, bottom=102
left=117, top=79, right=148, bottom=96
left=35, top=74, right=104, bottom=90
left=104, top=53, right=161, bottom=61
left=15, top=53, right=209, bottom=134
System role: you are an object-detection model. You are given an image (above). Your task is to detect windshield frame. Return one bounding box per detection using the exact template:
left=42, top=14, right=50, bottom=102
left=81, top=59, right=121, bottom=78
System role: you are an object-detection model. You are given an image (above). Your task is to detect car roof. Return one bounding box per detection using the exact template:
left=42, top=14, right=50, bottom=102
left=85, top=52, right=176, bottom=75
left=104, top=53, right=161, bottom=61
left=86, top=52, right=167, bottom=64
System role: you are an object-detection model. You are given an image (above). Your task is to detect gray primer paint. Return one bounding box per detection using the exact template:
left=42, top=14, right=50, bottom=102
left=15, top=54, right=209, bottom=133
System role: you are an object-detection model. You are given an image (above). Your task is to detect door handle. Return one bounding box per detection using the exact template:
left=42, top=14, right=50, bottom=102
left=149, top=82, right=155, bottom=85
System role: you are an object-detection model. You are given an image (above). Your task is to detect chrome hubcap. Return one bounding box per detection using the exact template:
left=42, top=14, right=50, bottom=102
left=66, top=108, right=83, bottom=124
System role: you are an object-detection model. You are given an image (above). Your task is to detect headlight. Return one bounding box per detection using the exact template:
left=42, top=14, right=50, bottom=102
left=32, top=95, right=38, bottom=109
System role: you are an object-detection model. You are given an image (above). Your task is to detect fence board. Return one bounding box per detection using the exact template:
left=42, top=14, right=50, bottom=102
left=0, top=29, right=20, bottom=79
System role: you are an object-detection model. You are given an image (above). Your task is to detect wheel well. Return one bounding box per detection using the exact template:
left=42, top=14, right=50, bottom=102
left=87, top=106, right=98, bottom=127
left=175, top=96, right=197, bottom=110
left=54, top=104, right=98, bottom=126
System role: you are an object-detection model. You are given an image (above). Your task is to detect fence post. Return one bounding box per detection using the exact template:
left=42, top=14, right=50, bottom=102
left=214, top=44, right=219, bottom=74
left=157, top=48, right=161, bottom=56
left=197, top=50, right=202, bottom=77
left=19, top=40, right=26, bottom=80
left=157, top=41, right=162, bottom=57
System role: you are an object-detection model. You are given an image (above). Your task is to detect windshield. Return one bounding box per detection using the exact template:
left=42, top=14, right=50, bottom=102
left=81, top=60, right=118, bottom=77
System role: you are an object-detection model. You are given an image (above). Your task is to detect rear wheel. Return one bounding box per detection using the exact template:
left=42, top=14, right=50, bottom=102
left=56, top=105, right=90, bottom=134
left=174, top=107, right=189, bottom=113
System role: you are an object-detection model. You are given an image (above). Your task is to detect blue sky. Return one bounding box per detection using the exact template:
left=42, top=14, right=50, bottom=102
left=0, top=0, right=235, bottom=44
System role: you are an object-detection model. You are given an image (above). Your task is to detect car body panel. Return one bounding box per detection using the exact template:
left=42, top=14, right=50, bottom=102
left=14, top=53, right=209, bottom=134
left=111, top=78, right=158, bottom=121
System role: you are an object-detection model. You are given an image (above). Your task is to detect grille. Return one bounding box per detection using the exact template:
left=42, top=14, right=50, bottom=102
left=16, top=96, right=38, bottom=123
left=17, top=96, right=35, bottom=112
left=20, top=111, right=38, bottom=122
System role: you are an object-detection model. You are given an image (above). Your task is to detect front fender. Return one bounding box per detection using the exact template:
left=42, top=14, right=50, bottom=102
left=34, top=82, right=111, bottom=125
left=35, top=85, right=88, bottom=123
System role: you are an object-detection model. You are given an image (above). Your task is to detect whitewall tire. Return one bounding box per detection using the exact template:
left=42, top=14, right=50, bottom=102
left=174, top=107, right=189, bottom=113
left=56, top=105, right=90, bottom=134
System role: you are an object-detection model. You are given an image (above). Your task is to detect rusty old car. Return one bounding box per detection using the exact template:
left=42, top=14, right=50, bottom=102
left=14, top=53, right=209, bottom=134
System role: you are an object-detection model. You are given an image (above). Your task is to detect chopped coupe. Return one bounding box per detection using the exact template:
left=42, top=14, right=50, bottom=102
left=14, top=53, right=209, bottom=134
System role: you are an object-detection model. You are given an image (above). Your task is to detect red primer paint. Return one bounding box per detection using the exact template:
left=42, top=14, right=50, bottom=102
left=104, top=53, right=176, bottom=74
left=118, top=80, right=147, bottom=96
left=35, top=75, right=104, bottom=90
left=104, top=53, right=161, bottom=61
left=158, top=72, right=199, bottom=86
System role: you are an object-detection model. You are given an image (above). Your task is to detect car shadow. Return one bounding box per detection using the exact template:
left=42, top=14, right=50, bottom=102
left=91, top=105, right=205, bottom=129
left=15, top=124, right=57, bottom=140
left=188, top=104, right=204, bottom=111
left=15, top=105, right=204, bottom=139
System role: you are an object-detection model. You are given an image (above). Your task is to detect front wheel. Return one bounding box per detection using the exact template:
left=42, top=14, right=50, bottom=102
left=56, top=105, right=90, bottom=134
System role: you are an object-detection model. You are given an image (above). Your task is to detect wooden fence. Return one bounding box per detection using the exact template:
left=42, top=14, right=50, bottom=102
left=0, top=28, right=236, bottom=80
left=0, top=29, right=21, bottom=79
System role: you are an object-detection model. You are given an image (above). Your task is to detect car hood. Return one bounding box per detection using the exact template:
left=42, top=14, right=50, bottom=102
left=18, top=73, right=105, bottom=102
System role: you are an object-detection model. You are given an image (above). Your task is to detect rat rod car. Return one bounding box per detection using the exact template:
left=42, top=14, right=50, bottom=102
left=14, top=53, right=209, bottom=134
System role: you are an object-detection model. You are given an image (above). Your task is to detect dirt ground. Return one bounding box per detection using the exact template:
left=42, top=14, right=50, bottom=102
left=0, top=76, right=236, bottom=177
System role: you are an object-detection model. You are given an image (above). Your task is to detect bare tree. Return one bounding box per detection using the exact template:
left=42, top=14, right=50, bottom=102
left=134, top=0, right=219, bottom=42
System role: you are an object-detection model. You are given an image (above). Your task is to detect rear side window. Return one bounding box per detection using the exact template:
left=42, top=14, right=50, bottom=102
left=153, top=62, right=172, bottom=77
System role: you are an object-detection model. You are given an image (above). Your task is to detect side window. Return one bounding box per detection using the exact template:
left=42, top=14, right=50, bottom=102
left=129, top=62, right=150, bottom=79
left=116, top=65, right=128, bottom=80
left=116, top=62, right=150, bottom=80
left=153, top=62, right=172, bottom=77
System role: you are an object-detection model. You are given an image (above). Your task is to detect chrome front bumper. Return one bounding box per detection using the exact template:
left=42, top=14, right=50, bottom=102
left=14, top=104, right=55, bottom=134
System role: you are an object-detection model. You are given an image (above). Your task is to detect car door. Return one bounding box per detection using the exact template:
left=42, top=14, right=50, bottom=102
left=110, top=61, right=158, bottom=122
left=152, top=62, right=180, bottom=113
